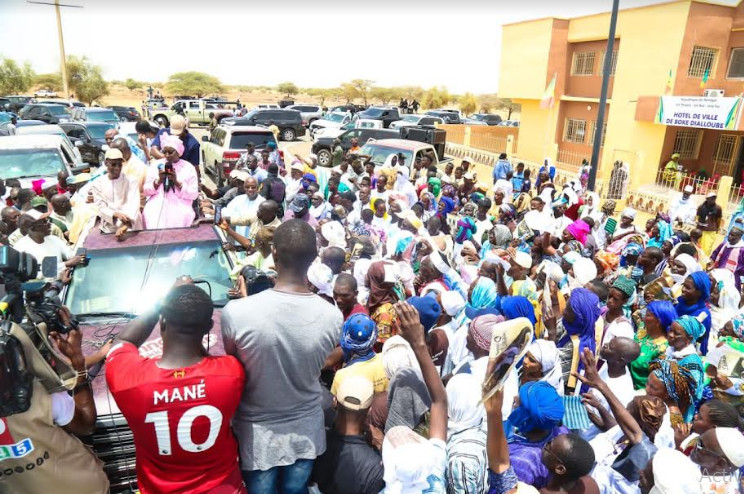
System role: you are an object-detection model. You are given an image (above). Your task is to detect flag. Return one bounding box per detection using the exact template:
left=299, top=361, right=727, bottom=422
left=700, top=68, right=710, bottom=90
left=665, top=69, right=673, bottom=94
left=540, top=73, right=557, bottom=109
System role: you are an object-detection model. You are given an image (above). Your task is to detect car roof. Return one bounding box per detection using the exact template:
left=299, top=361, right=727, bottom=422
left=0, top=134, right=67, bottom=149
left=84, top=107, right=114, bottom=112
left=220, top=125, right=273, bottom=133
left=362, top=138, right=427, bottom=151
left=16, top=120, right=46, bottom=127
left=16, top=124, right=65, bottom=134
left=79, top=222, right=221, bottom=250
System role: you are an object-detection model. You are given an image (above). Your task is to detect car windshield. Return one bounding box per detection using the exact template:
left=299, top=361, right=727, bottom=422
left=87, top=123, right=115, bottom=139
left=231, top=133, right=276, bottom=149
left=0, top=113, right=10, bottom=124
left=87, top=110, right=117, bottom=122
left=359, top=143, right=413, bottom=167
left=401, top=115, right=419, bottom=122
left=66, top=239, right=232, bottom=316
left=363, top=108, right=384, bottom=117
left=243, top=110, right=258, bottom=120
left=47, top=106, right=68, bottom=115
left=0, top=149, right=66, bottom=179
left=324, top=113, right=346, bottom=123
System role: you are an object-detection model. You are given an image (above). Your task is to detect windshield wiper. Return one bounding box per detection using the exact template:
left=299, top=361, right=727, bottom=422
left=76, top=311, right=136, bottom=320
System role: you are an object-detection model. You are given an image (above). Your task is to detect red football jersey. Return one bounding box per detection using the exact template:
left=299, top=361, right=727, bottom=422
left=106, top=342, right=246, bottom=494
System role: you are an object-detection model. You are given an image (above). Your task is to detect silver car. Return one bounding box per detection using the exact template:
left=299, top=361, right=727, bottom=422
left=286, top=104, right=324, bottom=127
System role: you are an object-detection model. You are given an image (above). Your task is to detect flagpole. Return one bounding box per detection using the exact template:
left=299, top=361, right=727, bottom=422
left=588, top=0, right=619, bottom=192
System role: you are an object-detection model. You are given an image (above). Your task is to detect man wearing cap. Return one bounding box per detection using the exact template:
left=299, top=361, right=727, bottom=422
left=458, top=172, right=476, bottom=205
left=89, top=148, right=143, bottom=236
left=285, top=161, right=306, bottom=203
left=690, top=427, right=744, bottom=493
left=669, top=184, right=697, bottom=226
left=223, top=177, right=265, bottom=237
left=312, top=376, right=384, bottom=494
left=284, top=193, right=318, bottom=227
left=14, top=209, right=85, bottom=277
left=697, top=191, right=723, bottom=255
left=150, top=115, right=200, bottom=172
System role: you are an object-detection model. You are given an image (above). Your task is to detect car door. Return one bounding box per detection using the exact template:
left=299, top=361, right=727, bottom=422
left=340, top=129, right=361, bottom=150
left=64, top=126, right=95, bottom=163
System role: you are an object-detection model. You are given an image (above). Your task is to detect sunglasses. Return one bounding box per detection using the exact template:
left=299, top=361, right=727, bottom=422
left=542, top=439, right=564, bottom=465
left=694, top=438, right=728, bottom=463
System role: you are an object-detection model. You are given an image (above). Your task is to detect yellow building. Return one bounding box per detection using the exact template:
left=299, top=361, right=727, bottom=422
left=500, top=0, right=744, bottom=194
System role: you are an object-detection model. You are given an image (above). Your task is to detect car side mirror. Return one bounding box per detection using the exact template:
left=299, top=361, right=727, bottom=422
left=71, top=164, right=91, bottom=175
left=74, top=139, right=83, bottom=147
left=101, top=144, right=109, bottom=151
left=201, top=135, right=208, bottom=142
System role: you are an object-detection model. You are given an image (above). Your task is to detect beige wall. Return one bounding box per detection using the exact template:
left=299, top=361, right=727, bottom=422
left=499, top=18, right=560, bottom=100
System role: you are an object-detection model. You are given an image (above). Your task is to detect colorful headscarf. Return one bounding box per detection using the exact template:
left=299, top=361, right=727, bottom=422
left=160, top=132, right=184, bottom=157
left=499, top=203, right=517, bottom=223
left=595, top=250, right=619, bottom=274
left=508, top=381, right=565, bottom=433
left=465, top=277, right=498, bottom=316
left=428, top=177, right=442, bottom=197
left=565, top=220, right=591, bottom=246
left=620, top=242, right=643, bottom=267
left=437, top=196, right=455, bottom=220
left=650, top=359, right=695, bottom=423
left=646, top=300, right=677, bottom=333
left=501, top=296, right=537, bottom=325
left=731, top=317, right=744, bottom=339
left=675, top=271, right=712, bottom=354
left=675, top=315, right=705, bottom=343
left=626, top=395, right=666, bottom=441
left=468, top=314, right=501, bottom=352
left=340, top=314, right=378, bottom=363
left=558, top=288, right=600, bottom=373
left=612, top=275, right=637, bottom=300
left=455, top=217, right=477, bottom=244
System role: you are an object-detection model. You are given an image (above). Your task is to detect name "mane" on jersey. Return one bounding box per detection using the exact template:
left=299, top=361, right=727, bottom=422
left=153, top=381, right=206, bottom=405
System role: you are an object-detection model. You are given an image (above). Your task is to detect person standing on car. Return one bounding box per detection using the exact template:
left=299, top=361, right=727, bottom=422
left=89, top=148, right=143, bottom=236
left=222, top=219, right=343, bottom=494
left=106, top=280, right=247, bottom=494
left=150, top=115, right=200, bottom=176
left=0, top=312, right=110, bottom=494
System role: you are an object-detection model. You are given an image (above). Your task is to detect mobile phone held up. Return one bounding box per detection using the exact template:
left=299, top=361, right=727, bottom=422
left=214, top=205, right=222, bottom=226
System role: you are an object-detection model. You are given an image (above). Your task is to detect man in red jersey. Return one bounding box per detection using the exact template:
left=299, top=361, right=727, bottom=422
left=106, top=279, right=246, bottom=494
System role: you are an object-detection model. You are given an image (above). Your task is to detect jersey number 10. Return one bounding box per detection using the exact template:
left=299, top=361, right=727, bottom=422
left=145, top=405, right=223, bottom=456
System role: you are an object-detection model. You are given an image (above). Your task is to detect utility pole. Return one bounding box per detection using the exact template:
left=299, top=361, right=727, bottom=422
left=27, top=0, right=82, bottom=99
left=588, top=0, right=619, bottom=192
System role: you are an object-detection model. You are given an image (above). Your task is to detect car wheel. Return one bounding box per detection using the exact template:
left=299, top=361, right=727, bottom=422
left=317, top=149, right=332, bottom=167
left=155, top=116, right=168, bottom=127
left=282, top=128, right=296, bottom=141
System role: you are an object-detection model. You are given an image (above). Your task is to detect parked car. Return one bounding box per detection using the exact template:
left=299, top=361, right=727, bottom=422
left=498, top=120, right=520, bottom=127
left=330, top=104, right=366, bottom=114
left=0, top=98, right=11, bottom=112
left=424, top=110, right=461, bottom=124
left=309, top=111, right=352, bottom=138
left=0, top=111, right=17, bottom=124
left=66, top=222, right=235, bottom=493
left=0, top=119, right=46, bottom=136
left=35, top=99, right=85, bottom=109
left=467, top=113, right=503, bottom=126
left=19, top=103, right=71, bottom=124
left=70, top=107, right=120, bottom=125
left=355, top=106, right=401, bottom=128
left=201, top=125, right=278, bottom=186
left=110, top=106, right=141, bottom=122
left=459, top=118, right=488, bottom=126
left=146, top=99, right=233, bottom=127
left=389, top=114, right=444, bottom=130
left=359, top=138, right=452, bottom=172
left=13, top=124, right=84, bottom=162
left=221, top=109, right=306, bottom=141
left=311, top=128, right=399, bottom=167
left=3, top=95, right=35, bottom=113
left=286, top=104, right=324, bottom=126
left=60, top=122, right=116, bottom=165
left=0, top=135, right=88, bottom=187
left=34, top=89, right=58, bottom=98
left=278, top=99, right=295, bottom=108
left=254, top=104, right=280, bottom=110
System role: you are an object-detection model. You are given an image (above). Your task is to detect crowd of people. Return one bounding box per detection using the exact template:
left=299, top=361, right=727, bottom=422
left=3, top=114, right=744, bottom=494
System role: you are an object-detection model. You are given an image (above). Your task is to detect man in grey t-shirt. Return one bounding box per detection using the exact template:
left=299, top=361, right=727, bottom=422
left=222, top=219, right=343, bottom=494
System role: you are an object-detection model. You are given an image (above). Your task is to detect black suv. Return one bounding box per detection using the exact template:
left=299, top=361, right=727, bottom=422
left=3, top=95, right=35, bottom=113
left=60, top=122, right=115, bottom=165
left=110, top=106, right=141, bottom=122
left=425, top=110, right=461, bottom=124
left=312, top=128, right=400, bottom=167
left=221, top=109, right=306, bottom=141
left=356, top=106, right=401, bottom=128
left=19, top=103, right=71, bottom=124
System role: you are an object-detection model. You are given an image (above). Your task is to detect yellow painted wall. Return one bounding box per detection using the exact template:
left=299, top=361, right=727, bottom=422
left=499, top=18, right=556, bottom=99
left=513, top=99, right=555, bottom=164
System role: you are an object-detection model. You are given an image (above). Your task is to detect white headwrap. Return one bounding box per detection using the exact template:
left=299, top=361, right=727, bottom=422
left=674, top=253, right=702, bottom=277
left=381, top=336, right=419, bottom=380
left=649, top=448, right=703, bottom=494
left=715, top=427, right=744, bottom=468
left=382, top=426, right=437, bottom=494
left=526, top=340, right=564, bottom=394
left=621, top=207, right=637, bottom=219
left=446, top=374, right=485, bottom=436
left=321, top=221, right=346, bottom=249
left=307, top=262, right=334, bottom=297
left=572, top=257, right=597, bottom=286
left=711, top=268, right=741, bottom=311
left=440, top=291, right=466, bottom=317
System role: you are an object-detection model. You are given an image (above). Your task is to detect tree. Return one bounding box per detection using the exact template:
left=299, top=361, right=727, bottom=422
left=65, top=55, right=108, bottom=104
left=339, top=83, right=359, bottom=103
left=164, top=71, right=223, bottom=98
left=0, top=58, right=34, bottom=95
left=34, top=73, right=63, bottom=91
left=396, top=86, right=424, bottom=101
left=124, top=78, right=141, bottom=92
left=421, top=86, right=450, bottom=110
left=277, top=81, right=298, bottom=98
left=370, top=87, right=395, bottom=105
left=349, top=79, right=374, bottom=106
left=459, top=92, right=477, bottom=115
left=496, top=98, right=520, bottom=120
left=478, top=94, right=496, bottom=113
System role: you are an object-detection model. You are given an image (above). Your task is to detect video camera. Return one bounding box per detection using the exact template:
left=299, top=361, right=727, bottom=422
left=0, top=246, right=78, bottom=418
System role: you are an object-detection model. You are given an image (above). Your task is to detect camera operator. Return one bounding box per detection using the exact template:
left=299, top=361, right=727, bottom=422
left=0, top=307, right=109, bottom=493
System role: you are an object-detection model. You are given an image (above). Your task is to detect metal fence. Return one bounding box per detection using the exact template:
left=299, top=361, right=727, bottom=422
left=654, top=169, right=720, bottom=195
left=556, top=149, right=590, bottom=174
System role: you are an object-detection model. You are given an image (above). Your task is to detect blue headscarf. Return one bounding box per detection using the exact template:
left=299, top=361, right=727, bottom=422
left=508, top=381, right=565, bottom=433
left=650, top=359, right=696, bottom=423
left=465, top=277, right=499, bottom=320
left=558, top=288, right=600, bottom=373
left=407, top=295, right=442, bottom=333
left=438, top=196, right=455, bottom=218
left=501, top=296, right=536, bottom=326
left=675, top=271, right=712, bottom=354
left=340, top=314, right=377, bottom=364
left=646, top=300, right=677, bottom=333
left=620, top=242, right=643, bottom=267
left=675, top=315, right=705, bottom=343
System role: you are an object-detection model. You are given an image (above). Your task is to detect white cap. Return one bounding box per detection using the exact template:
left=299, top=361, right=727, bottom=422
left=715, top=427, right=744, bottom=467
left=440, top=291, right=466, bottom=317
left=512, top=251, right=532, bottom=270
left=683, top=185, right=693, bottom=193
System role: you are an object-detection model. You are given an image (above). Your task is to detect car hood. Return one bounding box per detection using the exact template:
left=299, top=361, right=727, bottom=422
left=81, top=310, right=225, bottom=416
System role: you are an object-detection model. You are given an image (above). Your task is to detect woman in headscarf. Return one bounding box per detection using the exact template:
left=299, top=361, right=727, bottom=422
left=557, top=288, right=601, bottom=394
left=675, top=271, right=713, bottom=355
left=709, top=269, right=741, bottom=349
left=595, top=199, right=616, bottom=250
left=427, top=176, right=442, bottom=199
left=670, top=252, right=702, bottom=298
left=647, top=359, right=696, bottom=426
left=561, top=219, right=591, bottom=256
left=497, top=203, right=517, bottom=232
left=520, top=340, right=564, bottom=394
left=500, top=295, right=537, bottom=326
left=665, top=315, right=706, bottom=407
left=455, top=204, right=478, bottom=255
left=444, top=374, right=488, bottom=494
left=479, top=224, right=512, bottom=259
left=143, top=133, right=199, bottom=228
left=307, top=262, right=335, bottom=304
left=594, top=250, right=620, bottom=280
left=513, top=191, right=532, bottom=222
left=507, top=381, right=567, bottom=489
left=600, top=275, right=636, bottom=345
left=630, top=300, right=675, bottom=389
left=331, top=313, right=388, bottom=396
left=710, top=221, right=744, bottom=292
left=579, top=191, right=602, bottom=223
left=309, top=191, right=333, bottom=221
left=463, top=277, right=499, bottom=320
left=418, top=190, right=437, bottom=222
left=646, top=216, right=673, bottom=249
left=366, top=260, right=403, bottom=346
left=371, top=198, right=390, bottom=230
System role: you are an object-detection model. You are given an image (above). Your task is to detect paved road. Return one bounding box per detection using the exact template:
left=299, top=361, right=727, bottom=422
left=189, top=126, right=313, bottom=189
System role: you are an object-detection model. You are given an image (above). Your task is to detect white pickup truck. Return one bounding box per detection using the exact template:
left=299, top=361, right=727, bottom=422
left=358, top=137, right=452, bottom=176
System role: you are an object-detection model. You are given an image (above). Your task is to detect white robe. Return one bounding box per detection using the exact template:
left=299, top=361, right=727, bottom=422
left=90, top=174, right=143, bottom=233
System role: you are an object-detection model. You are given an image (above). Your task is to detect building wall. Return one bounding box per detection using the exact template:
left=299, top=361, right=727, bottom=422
left=556, top=101, right=604, bottom=158
left=565, top=39, right=617, bottom=99
left=499, top=18, right=557, bottom=100
left=512, top=99, right=553, bottom=164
